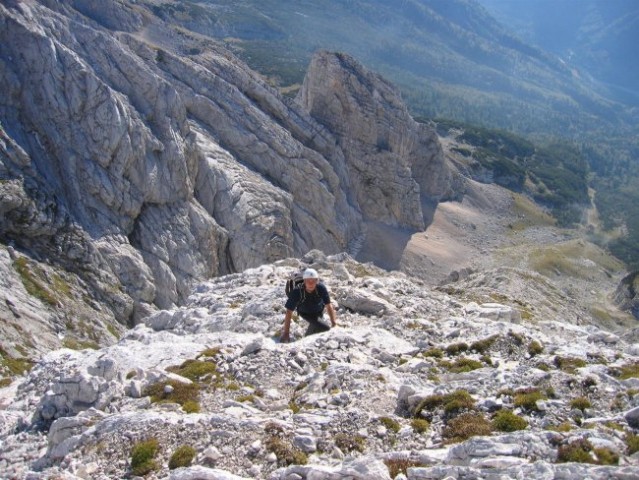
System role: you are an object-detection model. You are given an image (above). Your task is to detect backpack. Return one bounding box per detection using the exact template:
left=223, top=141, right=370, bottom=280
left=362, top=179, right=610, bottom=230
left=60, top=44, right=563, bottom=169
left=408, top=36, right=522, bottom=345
left=285, top=270, right=305, bottom=298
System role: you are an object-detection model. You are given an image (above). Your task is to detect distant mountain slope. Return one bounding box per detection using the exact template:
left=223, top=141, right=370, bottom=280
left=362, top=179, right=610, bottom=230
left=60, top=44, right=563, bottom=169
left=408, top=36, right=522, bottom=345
left=479, top=0, right=639, bottom=106
left=152, top=0, right=633, bottom=138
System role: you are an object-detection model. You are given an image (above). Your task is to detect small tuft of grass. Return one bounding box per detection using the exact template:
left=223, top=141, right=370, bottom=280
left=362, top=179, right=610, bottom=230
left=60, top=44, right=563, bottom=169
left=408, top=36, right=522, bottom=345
left=182, top=400, right=200, bottom=414
left=547, top=422, right=573, bottom=432
left=0, top=377, right=12, bottom=388
left=144, top=380, right=200, bottom=413
left=470, top=335, right=498, bottom=354
left=626, top=433, right=639, bottom=455
left=557, top=438, right=618, bottom=465
left=411, top=418, right=430, bottom=434
left=106, top=324, right=120, bottom=339
left=62, top=338, right=99, bottom=351
left=334, top=432, right=366, bottom=453
left=130, top=438, right=160, bottom=476
left=492, top=409, right=528, bottom=432
left=169, top=445, right=196, bottom=470
left=570, top=396, right=592, bottom=411
left=265, top=437, right=308, bottom=466
left=379, top=416, right=401, bottom=434
left=445, top=342, right=469, bottom=356
left=197, top=347, right=222, bottom=358
left=236, top=394, right=256, bottom=403
left=13, top=257, right=58, bottom=307
left=528, top=340, right=544, bottom=356
left=442, top=412, right=492, bottom=444
left=167, top=359, right=218, bottom=382
left=414, top=389, right=475, bottom=418
left=440, top=357, right=484, bottom=373
left=513, top=388, right=546, bottom=411
left=422, top=347, right=444, bottom=358
left=554, top=356, right=587, bottom=374
left=508, top=330, right=524, bottom=345
left=608, top=362, right=639, bottom=380
left=384, top=458, right=426, bottom=478
left=537, top=362, right=551, bottom=372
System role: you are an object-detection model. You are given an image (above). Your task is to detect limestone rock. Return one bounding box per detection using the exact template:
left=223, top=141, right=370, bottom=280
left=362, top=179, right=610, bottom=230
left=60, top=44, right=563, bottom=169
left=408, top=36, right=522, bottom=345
left=298, top=51, right=453, bottom=230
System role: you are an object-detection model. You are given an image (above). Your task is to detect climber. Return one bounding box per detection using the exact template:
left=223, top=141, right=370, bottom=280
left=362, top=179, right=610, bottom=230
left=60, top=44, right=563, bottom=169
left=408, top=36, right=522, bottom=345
left=280, top=268, right=337, bottom=343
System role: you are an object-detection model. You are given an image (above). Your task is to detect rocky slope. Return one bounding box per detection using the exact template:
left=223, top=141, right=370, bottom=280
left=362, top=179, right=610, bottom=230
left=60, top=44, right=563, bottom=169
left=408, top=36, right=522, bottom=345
left=0, top=0, right=454, bottom=347
left=2, top=252, right=639, bottom=479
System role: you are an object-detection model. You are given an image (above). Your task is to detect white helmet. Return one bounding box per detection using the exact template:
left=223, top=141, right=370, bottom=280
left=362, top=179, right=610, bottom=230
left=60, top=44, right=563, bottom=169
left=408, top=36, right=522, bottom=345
left=302, top=268, right=319, bottom=279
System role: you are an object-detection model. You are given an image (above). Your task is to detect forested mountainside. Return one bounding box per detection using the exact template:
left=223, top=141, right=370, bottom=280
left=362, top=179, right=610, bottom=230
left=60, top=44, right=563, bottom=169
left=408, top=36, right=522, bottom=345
left=479, top=0, right=639, bottom=106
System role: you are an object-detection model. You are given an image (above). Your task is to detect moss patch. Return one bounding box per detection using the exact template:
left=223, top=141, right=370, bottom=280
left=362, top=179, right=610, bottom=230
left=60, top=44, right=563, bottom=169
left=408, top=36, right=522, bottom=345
left=144, top=380, right=200, bottom=412
left=0, top=347, right=34, bottom=376
left=13, top=257, right=58, bottom=307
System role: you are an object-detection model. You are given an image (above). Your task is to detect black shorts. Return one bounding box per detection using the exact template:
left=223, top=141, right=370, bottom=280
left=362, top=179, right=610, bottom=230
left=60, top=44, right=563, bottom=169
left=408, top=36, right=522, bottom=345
left=299, top=312, right=330, bottom=336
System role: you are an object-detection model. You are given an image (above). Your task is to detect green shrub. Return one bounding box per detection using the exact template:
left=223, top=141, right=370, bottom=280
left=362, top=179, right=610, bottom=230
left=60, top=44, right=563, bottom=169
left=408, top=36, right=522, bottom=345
left=556, top=439, right=619, bottom=465
left=442, top=413, right=492, bottom=444
left=182, top=400, right=200, bottom=413
left=470, top=335, right=498, bottom=354
left=334, top=433, right=366, bottom=453
left=130, top=438, right=160, bottom=476
left=445, top=342, right=469, bottom=356
left=265, top=437, right=308, bottom=466
left=492, top=409, right=528, bottom=432
left=570, top=397, right=591, bottom=411
left=379, top=416, right=401, bottom=433
left=442, top=390, right=476, bottom=415
left=557, top=439, right=594, bottom=464
left=513, top=389, right=546, bottom=411
left=547, top=422, right=572, bottom=432
left=423, top=347, right=444, bottom=358
left=440, top=357, right=484, bottom=373
left=414, top=389, right=475, bottom=417
left=528, top=340, right=544, bottom=356
left=0, top=377, right=12, bottom=388
left=169, top=445, right=196, bottom=470
left=411, top=418, right=430, bottom=434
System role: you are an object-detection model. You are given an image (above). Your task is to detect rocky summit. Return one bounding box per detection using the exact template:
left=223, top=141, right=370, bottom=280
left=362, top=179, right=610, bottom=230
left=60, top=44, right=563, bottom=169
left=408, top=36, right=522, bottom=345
left=1, top=251, right=639, bottom=479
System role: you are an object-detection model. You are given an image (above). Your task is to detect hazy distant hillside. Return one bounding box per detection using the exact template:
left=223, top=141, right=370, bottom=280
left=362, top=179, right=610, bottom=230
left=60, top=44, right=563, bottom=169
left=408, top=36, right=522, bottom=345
left=479, top=0, right=639, bottom=106
left=150, top=0, right=631, bottom=137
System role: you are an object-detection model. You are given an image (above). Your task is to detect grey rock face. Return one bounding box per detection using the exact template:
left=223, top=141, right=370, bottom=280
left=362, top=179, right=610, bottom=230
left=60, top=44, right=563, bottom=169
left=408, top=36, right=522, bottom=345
left=613, top=272, right=639, bottom=320
left=1, top=1, right=455, bottom=338
left=298, top=51, right=453, bottom=230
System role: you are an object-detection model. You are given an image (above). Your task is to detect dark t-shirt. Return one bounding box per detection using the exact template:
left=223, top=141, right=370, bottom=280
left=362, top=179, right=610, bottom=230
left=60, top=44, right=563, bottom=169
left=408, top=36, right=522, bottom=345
left=285, top=283, right=330, bottom=315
